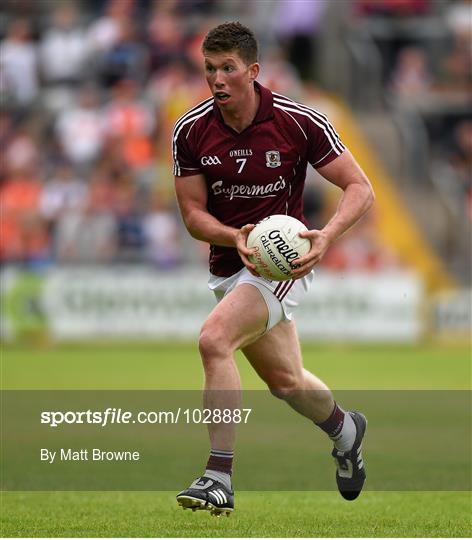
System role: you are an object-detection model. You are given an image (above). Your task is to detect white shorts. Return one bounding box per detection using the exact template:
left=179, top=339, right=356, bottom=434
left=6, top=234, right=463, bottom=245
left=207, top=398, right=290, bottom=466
left=208, top=267, right=314, bottom=332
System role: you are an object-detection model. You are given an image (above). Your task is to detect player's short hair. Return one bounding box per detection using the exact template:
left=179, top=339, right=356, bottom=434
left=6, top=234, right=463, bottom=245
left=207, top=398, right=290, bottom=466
left=202, top=22, right=258, bottom=66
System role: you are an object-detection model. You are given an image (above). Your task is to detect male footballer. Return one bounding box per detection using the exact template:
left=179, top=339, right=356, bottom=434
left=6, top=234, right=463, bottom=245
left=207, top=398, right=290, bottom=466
left=172, top=22, right=374, bottom=515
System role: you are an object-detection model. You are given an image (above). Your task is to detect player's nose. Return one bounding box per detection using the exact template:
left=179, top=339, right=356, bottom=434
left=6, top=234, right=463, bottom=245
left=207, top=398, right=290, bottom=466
left=214, top=70, right=225, bottom=87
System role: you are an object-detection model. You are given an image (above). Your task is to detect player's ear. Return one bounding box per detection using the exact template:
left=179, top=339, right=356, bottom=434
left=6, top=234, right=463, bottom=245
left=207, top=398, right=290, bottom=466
left=248, top=62, right=260, bottom=82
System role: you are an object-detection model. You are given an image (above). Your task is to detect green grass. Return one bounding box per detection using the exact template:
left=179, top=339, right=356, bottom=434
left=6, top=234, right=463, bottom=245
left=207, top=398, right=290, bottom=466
left=1, top=491, right=471, bottom=537
left=1, top=341, right=470, bottom=390
left=1, top=341, right=470, bottom=537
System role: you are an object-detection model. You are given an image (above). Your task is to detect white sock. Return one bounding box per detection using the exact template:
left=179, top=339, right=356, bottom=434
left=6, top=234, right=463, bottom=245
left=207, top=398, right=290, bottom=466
left=333, top=412, right=356, bottom=452
left=204, top=469, right=232, bottom=491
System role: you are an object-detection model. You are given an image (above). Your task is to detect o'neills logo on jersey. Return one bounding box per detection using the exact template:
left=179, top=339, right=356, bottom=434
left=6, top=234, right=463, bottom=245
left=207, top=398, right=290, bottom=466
left=229, top=149, right=253, bottom=157
left=211, top=177, right=286, bottom=200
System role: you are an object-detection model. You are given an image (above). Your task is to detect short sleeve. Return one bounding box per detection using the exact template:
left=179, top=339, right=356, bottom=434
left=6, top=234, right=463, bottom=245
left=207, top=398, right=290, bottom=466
left=172, top=123, right=201, bottom=177
left=305, top=111, right=346, bottom=169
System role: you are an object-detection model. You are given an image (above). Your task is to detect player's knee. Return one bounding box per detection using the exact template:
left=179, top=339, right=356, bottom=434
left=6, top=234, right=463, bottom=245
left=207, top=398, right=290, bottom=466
left=268, top=373, right=300, bottom=400
left=198, top=324, right=231, bottom=363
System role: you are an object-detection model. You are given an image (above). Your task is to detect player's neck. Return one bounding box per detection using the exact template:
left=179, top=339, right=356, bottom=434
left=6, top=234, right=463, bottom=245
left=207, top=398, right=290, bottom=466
left=220, top=88, right=260, bottom=133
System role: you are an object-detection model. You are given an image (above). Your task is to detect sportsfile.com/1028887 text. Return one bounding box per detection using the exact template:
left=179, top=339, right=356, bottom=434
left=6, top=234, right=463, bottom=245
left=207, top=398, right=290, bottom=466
left=40, top=408, right=253, bottom=428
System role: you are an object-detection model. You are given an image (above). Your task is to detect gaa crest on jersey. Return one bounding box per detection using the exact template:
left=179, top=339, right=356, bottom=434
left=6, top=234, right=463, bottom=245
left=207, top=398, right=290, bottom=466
left=201, top=155, right=222, bottom=165
left=265, top=150, right=281, bottom=168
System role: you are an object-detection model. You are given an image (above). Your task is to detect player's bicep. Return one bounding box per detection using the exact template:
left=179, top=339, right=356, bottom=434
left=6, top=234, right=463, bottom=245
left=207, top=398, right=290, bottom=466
left=174, top=174, right=208, bottom=220
left=316, top=150, right=372, bottom=192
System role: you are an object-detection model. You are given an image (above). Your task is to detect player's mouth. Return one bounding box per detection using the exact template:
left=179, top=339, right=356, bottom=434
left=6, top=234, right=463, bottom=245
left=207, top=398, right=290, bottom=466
left=214, top=92, right=230, bottom=103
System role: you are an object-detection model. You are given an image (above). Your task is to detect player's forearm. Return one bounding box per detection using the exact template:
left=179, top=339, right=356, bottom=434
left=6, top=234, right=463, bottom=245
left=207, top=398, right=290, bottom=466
left=322, top=182, right=374, bottom=244
left=183, top=207, right=238, bottom=247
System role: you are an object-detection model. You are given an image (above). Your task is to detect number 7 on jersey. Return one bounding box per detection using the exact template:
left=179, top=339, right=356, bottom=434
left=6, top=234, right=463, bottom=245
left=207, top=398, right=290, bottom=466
left=236, top=158, right=247, bottom=174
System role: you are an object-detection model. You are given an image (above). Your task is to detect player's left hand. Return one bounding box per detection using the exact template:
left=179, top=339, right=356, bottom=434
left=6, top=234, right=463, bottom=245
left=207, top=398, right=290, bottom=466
left=290, top=229, right=331, bottom=279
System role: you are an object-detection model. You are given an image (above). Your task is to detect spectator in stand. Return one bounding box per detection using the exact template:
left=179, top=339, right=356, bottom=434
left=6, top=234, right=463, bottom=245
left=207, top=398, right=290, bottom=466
left=0, top=18, right=39, bottom=109
left=0, top=166, right=50, bottom=266
left=440, top=35, right=472, bottom=93
left=55, top=85, right=105, bottom=171
left=147, top=62, right=195, bottom=110
left=272, top=0, right=328, bottom=82
left=114, top=185, right=145, bottom=262
left=147, top=9, right=188, bottom=75
left=0, top=112, right=14, bottom=179
left=439, top=1, right=472, bottom=93
left=39, top=161, right=88, bottom=239
left=39, top=3, right=89, bottom=114
left=258, top=47, right=303, bottom=98
left=142, top=192, right=182, bottom=268
left=102, top=79, right=155, bottom=174
left=98, top=20, right=149, bottom=87
left=87, top=0, right=135, bottom=54
left=389, top=46, right=432, bottom=101
left=55, top=173, right=117, bottom=264
left=103, top=79, right=154, bottom=140
left=40, top=3, right=88, bottom=88
left=3, top=124, right=39, bottom=174
left=146, top=61, right=208, bottom=166
left=446, top=0, right=472, bottom=39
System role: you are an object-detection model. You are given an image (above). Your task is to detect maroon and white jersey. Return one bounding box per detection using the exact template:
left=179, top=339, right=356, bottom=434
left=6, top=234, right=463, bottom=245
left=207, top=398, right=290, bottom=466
left=172, top=81, right=345, bottom=277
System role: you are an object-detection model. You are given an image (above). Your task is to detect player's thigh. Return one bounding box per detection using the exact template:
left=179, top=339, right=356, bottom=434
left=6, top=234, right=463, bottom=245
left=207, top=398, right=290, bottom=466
left=201, top=283, right=269, bottom=352
left=241, top=319, right=304, bottom=386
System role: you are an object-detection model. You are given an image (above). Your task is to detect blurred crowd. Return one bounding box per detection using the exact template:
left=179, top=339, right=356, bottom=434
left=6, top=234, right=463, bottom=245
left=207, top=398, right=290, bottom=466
left=0, top=0, right=469, bottom=273
left=357, top=0, right=471, bottom=219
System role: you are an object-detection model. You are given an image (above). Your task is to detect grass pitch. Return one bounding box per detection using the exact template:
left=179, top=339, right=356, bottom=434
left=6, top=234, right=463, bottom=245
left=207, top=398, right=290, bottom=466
left=2, top=341, right=469, bottom=390
left=2, top=491, right=470, bottom=537
left=1, top=341, right=471, bottom=537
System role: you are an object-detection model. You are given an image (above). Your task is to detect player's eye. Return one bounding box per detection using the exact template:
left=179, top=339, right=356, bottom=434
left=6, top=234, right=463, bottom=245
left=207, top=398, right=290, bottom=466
left=205, top=65, right=215, bottom=73
left=224, top=65, right=235, bottom=72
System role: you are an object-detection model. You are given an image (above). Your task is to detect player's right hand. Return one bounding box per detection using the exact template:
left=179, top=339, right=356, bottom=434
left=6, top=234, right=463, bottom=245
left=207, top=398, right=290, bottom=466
left=235, top=224, right=260, bottom=277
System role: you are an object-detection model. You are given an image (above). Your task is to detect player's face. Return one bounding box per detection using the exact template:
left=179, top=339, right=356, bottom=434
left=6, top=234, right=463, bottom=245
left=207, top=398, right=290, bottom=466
left=204, top=50, right=259, bottom=111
